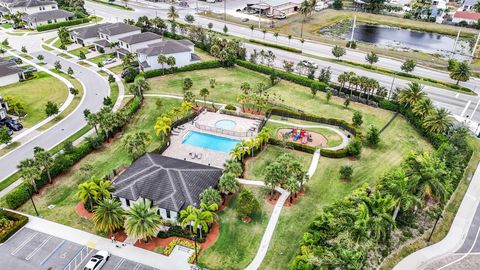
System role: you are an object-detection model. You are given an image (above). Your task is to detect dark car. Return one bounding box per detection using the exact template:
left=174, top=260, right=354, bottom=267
left=2, top=118, right=23, bottom=131
left=121, top=66, right=140, bottom=78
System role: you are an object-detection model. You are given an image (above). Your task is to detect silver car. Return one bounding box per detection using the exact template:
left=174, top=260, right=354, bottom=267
left=83, top=250, right=110, bottom=270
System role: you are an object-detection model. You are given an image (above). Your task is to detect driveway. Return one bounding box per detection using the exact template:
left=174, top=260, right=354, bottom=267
left=0, top=52, right=109, bottom=182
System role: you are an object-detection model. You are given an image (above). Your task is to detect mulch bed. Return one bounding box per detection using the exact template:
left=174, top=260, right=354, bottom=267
left=285, top=191, right=304, bottom=207
left=265, top=190, right=281, bottom=205
left=75, top=202, right=93, bottom=219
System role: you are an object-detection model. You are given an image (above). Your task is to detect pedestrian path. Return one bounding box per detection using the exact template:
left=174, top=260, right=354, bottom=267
left=394, top=162, right=480, bottom=270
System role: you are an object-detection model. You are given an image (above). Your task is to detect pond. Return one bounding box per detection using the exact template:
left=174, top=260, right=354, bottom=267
left=319, top=21, right=472, bottom=58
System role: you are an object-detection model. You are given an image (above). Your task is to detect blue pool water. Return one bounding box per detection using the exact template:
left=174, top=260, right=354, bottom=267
left=183, top=131, right=239, bottom=153
left=215, top=119, right=236, bottom=130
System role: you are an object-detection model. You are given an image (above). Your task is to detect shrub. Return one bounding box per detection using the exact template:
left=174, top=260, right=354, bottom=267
left=320, top=148, right=348, bottom=158
left=5, top=183, right=33, bottom=209
left=352, top=111, right=363, bottom=128
left=339, top=165, right=353, bottom=181
left=248, top=39, right=302, bottom=53
left=142, top=61, right=222, bottom=79
left=224, top=104, right=236, bottom=111
left=157, top=226, right=206, bottom=243
left=237, top=187, right=260, bottom=218
left=0, top=210, right=28, bottom=243
left=36, top=18, right=91, bottom=31
left=366, top=125, right=380, bottom=146
left=346, top=139, right=362, bottom=157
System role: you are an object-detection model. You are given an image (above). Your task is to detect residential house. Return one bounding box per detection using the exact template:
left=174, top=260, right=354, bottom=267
left=112, top=153, right=222, bottom=221
left=430, top=0, right=447, bottom=23
left=70, top=23, right=111, bottom=46
left=136, top=40, right=201, bottom=71
left=117, top=32, right=162, bottom=58
left=6, top=0, right=58, bottom=15
left=461, top=0, right=477, bottom=11
left=0, top=96, right=8, bottom=120
left=22, top=9, right=73, bottom=28
left=452, top=11, right=480, bottom=24
left=0, top=60, right=23, bottom=86
left=93, top=22, right=141, bottom=53
left=246, top=0, right=301, bottom=18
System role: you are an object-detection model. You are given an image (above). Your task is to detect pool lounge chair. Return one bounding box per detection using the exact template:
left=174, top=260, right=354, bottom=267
left=196, top=153, right=203, bottom=159
left=189, top=152, right=194, bottom=159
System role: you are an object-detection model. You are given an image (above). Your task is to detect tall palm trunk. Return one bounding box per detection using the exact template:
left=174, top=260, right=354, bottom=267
left=47, top=169, right=52, bottom=184
left=393, top=204, right=400, bottom=221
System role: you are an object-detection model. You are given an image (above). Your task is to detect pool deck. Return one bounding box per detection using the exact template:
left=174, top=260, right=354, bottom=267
left=162, top=111, right=260, bottom=168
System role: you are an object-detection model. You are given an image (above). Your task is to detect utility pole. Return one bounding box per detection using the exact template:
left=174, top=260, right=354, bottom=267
left=427, top=213, right=442, bottom=242
left=224, top=0, right=226, bottom=22
left=258, top=0, right=262, bottom=29
left=388, top=73, right=396, bottom=100
left=470, top=33, right=480, bottom=64
left=350, top=15, right=356, bottom=43
left=452, top=29, right=461, bottom=54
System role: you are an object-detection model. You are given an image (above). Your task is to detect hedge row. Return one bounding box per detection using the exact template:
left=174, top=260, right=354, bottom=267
left=5, top=97, right=143, bottom=209
left=87, top=0, right=133, bottom=10
left=236, top=60, right=327, bottom=91
left=248, top=39, right=302, bottom=53
left=0, top=210, right=28, bottom=243
left=142, top=61, right=222, bottom=79
left=37, top=18, right=91, bottom=31
left=269, top=138, right=317, bottom=154
left=157, top=226, right=206, bottom=243
left=269, top=108, right=360, bottom=137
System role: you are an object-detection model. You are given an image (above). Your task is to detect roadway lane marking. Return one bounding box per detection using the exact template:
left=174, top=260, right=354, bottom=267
left=41, top=239, right=66, bottom=265
left=471, top=100, right=480, bottom=120
left=26, top=235, right=52, bottom=261
left=113, top=258, right=126, bottom=270
left=11, top=231, right=38, bottom=255
left=460, top=100, right=472, bottom=117
left=456, top=93, right=460, bottom=98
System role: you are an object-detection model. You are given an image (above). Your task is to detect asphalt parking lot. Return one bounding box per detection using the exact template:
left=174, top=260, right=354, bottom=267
left=0, top=227, right=158, bottom=270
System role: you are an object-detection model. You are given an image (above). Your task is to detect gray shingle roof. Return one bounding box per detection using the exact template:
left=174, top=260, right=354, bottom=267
left=98, top=22, right=139, bottom=36
left=93, top=39, right=110, bottom=47
left=22, top=9, right=73, bottom=22
left=118, top=32, right=161, bottom=45
left=113, top=153, right=222, bottom=212
left=70, top=23, right=111, bottom=40
left=191, top=53, right=201, bottom=61
left=136, top=40, right=192, bottom=57
left=0, top=61, right=22, bottom=77
left=11, top=0, right=56, bottom=7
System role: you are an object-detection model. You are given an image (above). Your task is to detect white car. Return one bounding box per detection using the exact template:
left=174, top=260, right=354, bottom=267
left=102, top=58, right=116, bottom=65
left=83, top=250, right=110, bottom=270
left=300, top=60, right=318, bottom=69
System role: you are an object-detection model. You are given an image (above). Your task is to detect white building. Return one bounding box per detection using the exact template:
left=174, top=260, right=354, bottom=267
left=461, top=0, right=477, bottom=11
left=452, top=11, right=480, bottom=24
left=70, top=23, right=111, bottom=46
left=6, top=0, right=58, bottom=15
left=117, top=32, right=162, bottom=58
left=136, top=40, right=201, bottom=71
left=93, top=22, right=141, bottom=53
left=22, top=9, right=73, bottom=28
left=0, top=60, right=23, bottom=87
left=112, top=153, right=222, bottom=222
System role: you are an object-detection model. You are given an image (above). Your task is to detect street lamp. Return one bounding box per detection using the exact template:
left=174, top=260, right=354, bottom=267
left=427, top=213, right=442, bottom=242
left=29, top=187, right=39, bottom=217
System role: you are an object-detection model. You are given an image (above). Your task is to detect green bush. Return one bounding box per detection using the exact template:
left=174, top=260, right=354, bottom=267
left=237, top=60, right=328, bottom=91
left=36, top=18, right=91, bottom=32
left=0, top=210, right=28, bottom=243
left=224, top=104, right=236, bottom=111
left=268, top=138, right=316, bottom=154
left=320, top=148, right=348, bottom=158
left=248, top=39, right=302, bottom=53
left=142, top=61, right=222, bottom=79
left=5, top=183, right=33, bottom=209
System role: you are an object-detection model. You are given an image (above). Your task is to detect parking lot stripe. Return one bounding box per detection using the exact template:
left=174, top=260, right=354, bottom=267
left=133, top=263, right=141, bottom=270
left=26, top=235, right=52, bottom=260
left=112, top=258, right=125, bottom=270
left=41, top=239, right=66, bottom=265
left=11, top=232, right=38, bottom=256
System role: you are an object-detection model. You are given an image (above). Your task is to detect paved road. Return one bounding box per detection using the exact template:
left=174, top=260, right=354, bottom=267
left=86, top=1, right=480, bottom=125
left=0, top=227, right=158, bottom=270
left=0, top=51, right=109, bottom=181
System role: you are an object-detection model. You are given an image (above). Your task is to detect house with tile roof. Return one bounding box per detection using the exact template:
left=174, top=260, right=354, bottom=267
left=112, top=153, right=222, bottom=221
left=452, top=11, right=480, bottom=24
left=70, top=23, right=111, bottom=46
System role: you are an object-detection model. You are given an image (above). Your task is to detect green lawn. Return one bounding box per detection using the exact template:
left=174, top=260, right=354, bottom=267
left=18, top=97, right=181, bottom=232
left=245, top=145, right=313, bottom=180
left=88, top=53, right=116, bottom=65
left=108, top=64, right=124, bottom=74
left=258, top=115, right=432, bottom=269
left=0, top=23, right=12, bottom=29
left=0, top=72, right=67, bottom=127
left=19, top=53, right=33, bottom=60
left=199, top=186, right=273, bottom=270
left=68, top=45, right=93, bottom=57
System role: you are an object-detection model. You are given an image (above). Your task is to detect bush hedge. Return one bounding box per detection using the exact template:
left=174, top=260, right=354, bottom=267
left=157, top=226, right=206, bottom=243
left=36, top=18, right=91, bottom=31
left=269, top=138, right=316, bottom=154
left=142, top=61, right=222, bottom=79
left=87, top=0, right=133, bottom=10
left=0, top=210, right=28, bottom=243
left=237, top=60, right=328, bottom=91
left=248, top=39, right=302, bottom=53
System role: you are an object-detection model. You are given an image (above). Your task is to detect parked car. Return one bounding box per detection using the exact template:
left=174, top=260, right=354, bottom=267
left=0, top=19, right=8, bottom=24
left=2, top=118, right=23, bottom=132
left=12, top=23, right=24, bottom=30
left=121, top=66, right=140, bottom=78
left=102, top=58, right=116, bottom=65
left=241, top=17, right=249, bottom=22
left=299, top=60, right=318, bottom=69
left=83, top=250, right=110, bottom=270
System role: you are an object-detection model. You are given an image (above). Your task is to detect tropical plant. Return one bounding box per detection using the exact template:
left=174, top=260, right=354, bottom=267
left=200, top=88, right=210, bottom=105
left=237, top=188, right=260, bottom=218
left=179, top=203, right=217, bottom=239
left=167, top=5, right=179, bottom=21
left=218, top=173, right=239, bottom=194
left=400, top=59, right=416, bottom=73
left=423, top=107, right=451, bottom=134
left=93, top=199, right=126, bottom=234
left=33, top=147, right=53, bottom=184
left=398, top=82, right=426, bottom=108
left=123, top=131, right=150, bottom=159
left=449, top=61, right=471, bottom=85
left=365, top=52, right=378, bottom=66
left=299, top=0, right=315, bottom=38
left=154, top=115, right=172, bottom=140
left=361, top=192, right=396, bottom=242
left=339, top=165, right=353, bottom=181
left=124, top=201, right=163, bottom=242
left=332, top=45, right=346, bottom=59
left=223, top=159, right=243, bottom=177
left=352, top=111, right=363, bottom=128
left=129, top=76, right=150, bottom=100
left=200, top=187, right=222, bottom=206
left=366, top=125, right=380, bottom=146
left=412, top=98, right=434, bottom=118
left=18, top=158, right=41, bottom=193
left=77, top=181, right=99, bottom=211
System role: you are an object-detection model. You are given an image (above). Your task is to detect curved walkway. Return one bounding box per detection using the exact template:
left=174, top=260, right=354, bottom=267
left=268, top=119, right=350, bottom=151
left=394, top=162, right=480, bottom=270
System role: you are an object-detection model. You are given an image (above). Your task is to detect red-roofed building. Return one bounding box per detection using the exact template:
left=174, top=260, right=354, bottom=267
left=452, top=11, right=480, bottom=24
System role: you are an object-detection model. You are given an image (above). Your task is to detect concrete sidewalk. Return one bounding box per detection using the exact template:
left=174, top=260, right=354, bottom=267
left=20, top=214, right=192, bottom=270
left=394, top=162, right=480, bottom=270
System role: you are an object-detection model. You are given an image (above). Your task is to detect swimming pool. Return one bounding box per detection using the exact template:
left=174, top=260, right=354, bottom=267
left=215, top=119, right=236, bottom=130
left=183, top=131, right=239, bottom=153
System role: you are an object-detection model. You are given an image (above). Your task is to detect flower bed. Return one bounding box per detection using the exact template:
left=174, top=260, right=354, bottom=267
left=0, top=210, right=28, bottom=243
left=163, top=237, right=201, bottom=264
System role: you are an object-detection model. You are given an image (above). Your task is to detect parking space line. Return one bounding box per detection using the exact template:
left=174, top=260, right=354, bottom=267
left=112, top=258, right=125, bottom=270
left=11, top=231, right=38, bottom=255
left=26, top=235, right=52, bottom=260
left=40, top=239, right=66, bottom=265
left=133, top=263, right=141, bottom=270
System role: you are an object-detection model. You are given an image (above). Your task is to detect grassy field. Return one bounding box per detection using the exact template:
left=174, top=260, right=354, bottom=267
left=245, top=145, right=313, bottom=180
left=199, top=186, right=273, bottom=269
left=88, top=53, right=116, bottom=65
left=68, top=45, right=93, bottom=57
left=108, top=64, right=123, bottom=74
left=18, top=97, right=181, bottom=232
left=0, top=72, right=67, bottom=127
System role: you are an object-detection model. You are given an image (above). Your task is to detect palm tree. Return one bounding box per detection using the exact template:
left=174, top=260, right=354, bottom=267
left=423, top=107, right=451, bottom=134
left=154, top=116, right=172, bottom=141
left=362, top=192, right=396, bottom=242
left=96, top=180, right=113, bottom=201
left=157, top=54, right=167, bottom=73
left=77, top=181, right=99, bottom=211
left=179, top=203, right=217, bottom=239
left=337, top=72, right=349, bottom=91
left=166, top=56, right=176, bottom=71
left=299, top=0, right=315, bottom=38
left=199, top=88, right=210, bottom=105
left=230, top=143, right=244, bottom=161
left=87, top=113, right=99, bottom=135
left=398, top=82, right=426, bottom=108
left=129, top=76, right=150, bottom=100
left=33, top=147, right=53, bottom=184
left=124, top=201, right=162, bottom=242
left=450, top=61, right=471, bottom=85
left=167, top=5, right=179, bottom=22
left=93, top=199, right=126, bottom=234
left=218, top=173, right=239, bottom=194
left=179, top=205, right=197, bottom=234
left=381, top=169, right=422, bottom=221
left=122, top=53, right=135, bottom=68
left=18, top=158, right=41, bottom=193
left=412, top=98, right=434, bottom=118
left=237, top=93, right=249, bottom=112
left=223, top=159, right=243, bottom=177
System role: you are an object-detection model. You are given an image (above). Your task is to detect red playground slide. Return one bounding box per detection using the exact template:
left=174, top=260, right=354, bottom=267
left=302, top=132, right=308, bottom=144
